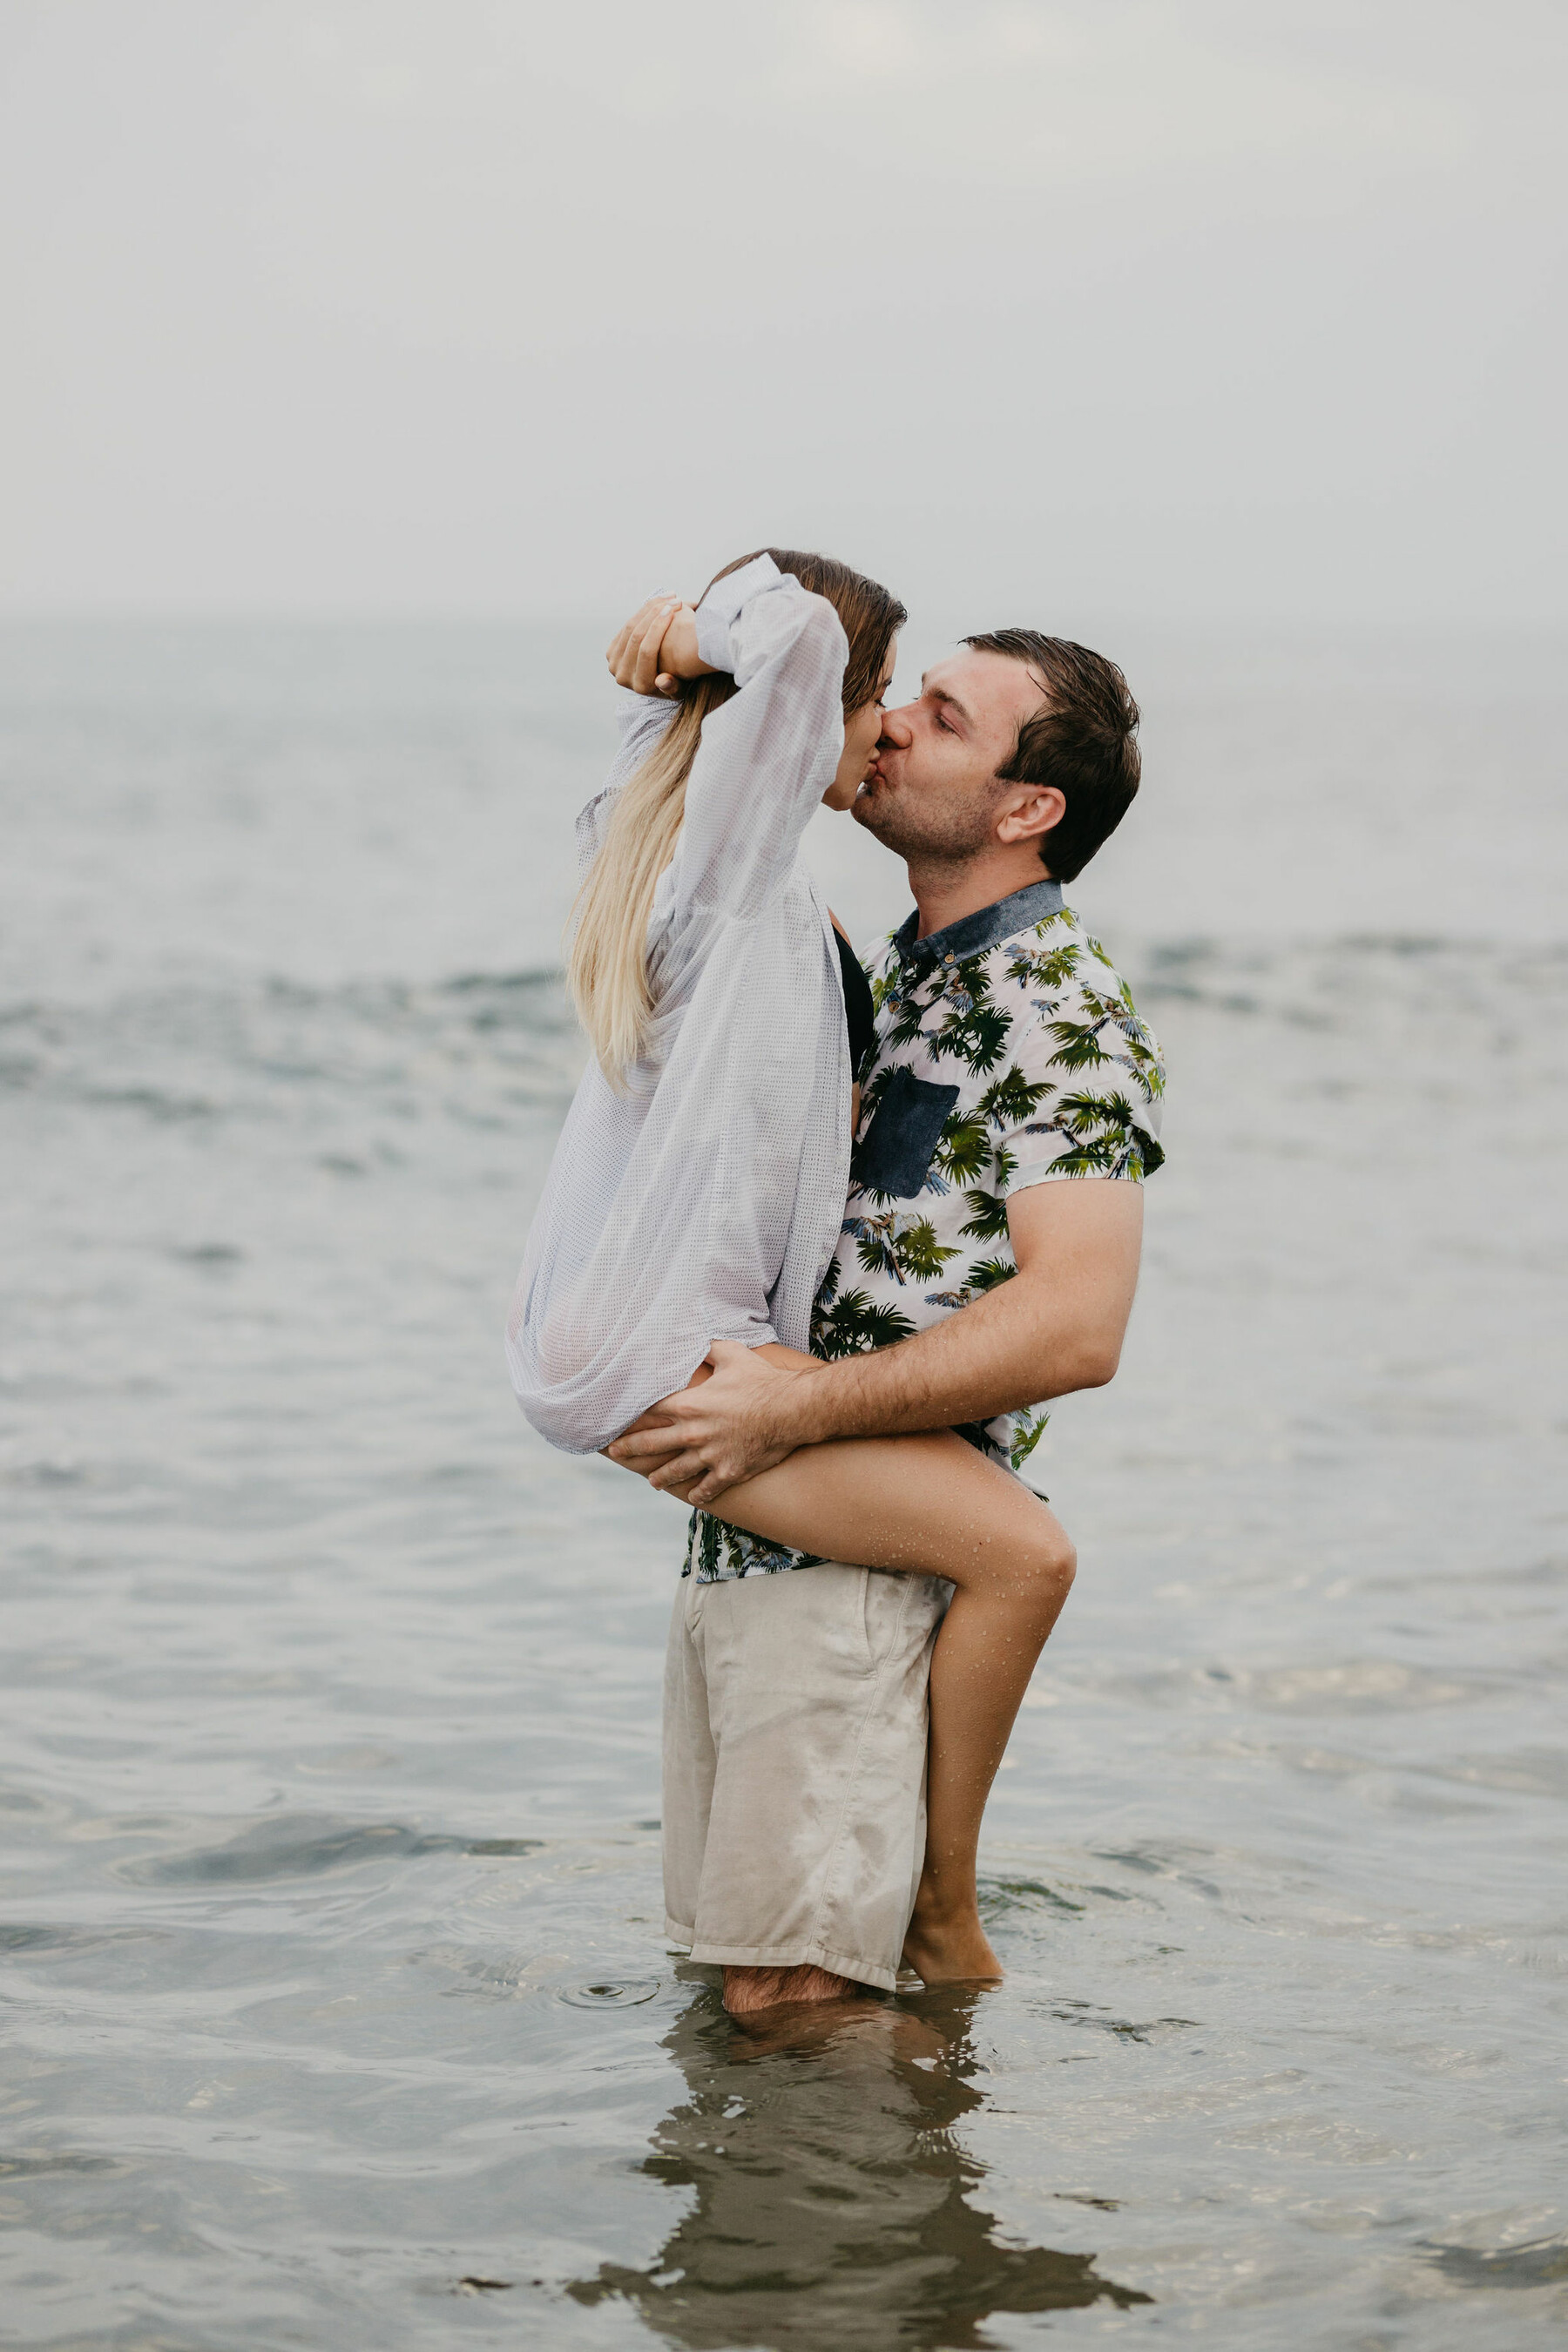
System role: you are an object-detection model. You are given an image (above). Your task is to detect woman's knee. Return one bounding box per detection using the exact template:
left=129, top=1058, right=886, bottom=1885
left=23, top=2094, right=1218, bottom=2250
left=1019, top=1516, right=1076, bottom=1619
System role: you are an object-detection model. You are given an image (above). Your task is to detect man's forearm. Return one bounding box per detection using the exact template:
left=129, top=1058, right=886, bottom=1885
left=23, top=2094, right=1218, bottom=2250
left=605, top=1179, right=1145, bottom=1501
left=779, top=1271, right=1123, bottom=1449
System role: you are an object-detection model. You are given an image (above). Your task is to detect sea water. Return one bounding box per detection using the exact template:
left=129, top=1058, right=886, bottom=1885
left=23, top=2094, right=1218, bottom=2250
left=2, top=618, right=1565, bottom=2348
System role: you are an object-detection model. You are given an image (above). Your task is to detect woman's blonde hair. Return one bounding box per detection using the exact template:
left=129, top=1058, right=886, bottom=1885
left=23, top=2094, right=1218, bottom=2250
left=568, top=548, right=905, bottom=1085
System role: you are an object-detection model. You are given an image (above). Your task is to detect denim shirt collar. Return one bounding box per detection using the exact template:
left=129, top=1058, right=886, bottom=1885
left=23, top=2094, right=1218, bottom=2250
left=891, top=876, right=1065, bottom=980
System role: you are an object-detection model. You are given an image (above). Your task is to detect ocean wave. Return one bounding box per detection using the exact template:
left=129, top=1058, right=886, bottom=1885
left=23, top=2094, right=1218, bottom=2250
left=0, top=968, right=585, bottom=1127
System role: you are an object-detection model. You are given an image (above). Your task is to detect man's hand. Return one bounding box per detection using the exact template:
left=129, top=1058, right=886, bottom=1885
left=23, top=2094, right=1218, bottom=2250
left=606, top=1342, right=808, bottom=1505
left=605, top=594, right=712, bottom=698
left=598, top=1423, right=690, bottom=1484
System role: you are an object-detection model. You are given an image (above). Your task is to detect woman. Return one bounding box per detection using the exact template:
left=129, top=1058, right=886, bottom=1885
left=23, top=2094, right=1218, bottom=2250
left=509, top=551, right=1074, bottom=1990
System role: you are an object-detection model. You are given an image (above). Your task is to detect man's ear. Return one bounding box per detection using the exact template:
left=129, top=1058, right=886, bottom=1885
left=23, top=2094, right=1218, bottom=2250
left=996, top=785, right=1065, bottom=846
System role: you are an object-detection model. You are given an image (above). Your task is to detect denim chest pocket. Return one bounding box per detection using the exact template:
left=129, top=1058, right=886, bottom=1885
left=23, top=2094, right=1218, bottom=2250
left=852, top=1066, right=961, bottom=1199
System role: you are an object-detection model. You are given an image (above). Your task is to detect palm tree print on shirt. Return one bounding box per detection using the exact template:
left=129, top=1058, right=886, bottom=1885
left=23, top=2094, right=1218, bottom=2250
left=684, top=897, right=1166, bottom=1578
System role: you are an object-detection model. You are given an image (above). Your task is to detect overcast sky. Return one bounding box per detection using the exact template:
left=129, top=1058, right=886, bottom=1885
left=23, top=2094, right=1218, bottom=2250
left=2, top=0, right=1562, bottom=626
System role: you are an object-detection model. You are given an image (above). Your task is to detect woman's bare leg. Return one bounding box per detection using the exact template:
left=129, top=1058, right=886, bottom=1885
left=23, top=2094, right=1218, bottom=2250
left=652, top=1356, right=1075, bottom=1990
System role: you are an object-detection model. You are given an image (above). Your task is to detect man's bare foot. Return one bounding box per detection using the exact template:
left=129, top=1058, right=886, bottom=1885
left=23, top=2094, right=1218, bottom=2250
left=901, top=1909, right=1003, bottom=1987
left=722, top=1962, right=854, bottom=2017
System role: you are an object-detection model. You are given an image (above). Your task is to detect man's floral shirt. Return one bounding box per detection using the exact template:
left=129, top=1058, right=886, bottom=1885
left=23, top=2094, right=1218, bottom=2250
left=685, top=876, right=1165, bottom=1580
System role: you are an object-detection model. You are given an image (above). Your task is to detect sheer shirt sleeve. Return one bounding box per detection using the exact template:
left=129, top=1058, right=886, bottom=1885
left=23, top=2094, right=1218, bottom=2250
left=669, top=554, right=848, bottom=922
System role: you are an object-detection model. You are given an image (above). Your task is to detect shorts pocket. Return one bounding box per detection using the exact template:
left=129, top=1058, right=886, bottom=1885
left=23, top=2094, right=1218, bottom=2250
left=788, top=1561, right=877, bottom=1678
left=852, top=1068, right=960, bottom=1199
left=719, top=1562, right=879, bottom=1686
left=860, top=1565, right=911, bottom=1674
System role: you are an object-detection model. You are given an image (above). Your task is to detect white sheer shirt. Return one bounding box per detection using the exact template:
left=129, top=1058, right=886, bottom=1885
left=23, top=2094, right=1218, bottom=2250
left=506, top=555, right=854, bottom=1454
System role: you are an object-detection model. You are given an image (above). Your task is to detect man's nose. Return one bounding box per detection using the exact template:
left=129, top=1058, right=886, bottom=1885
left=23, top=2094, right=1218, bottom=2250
left=878, top=704, right=916, bottom=748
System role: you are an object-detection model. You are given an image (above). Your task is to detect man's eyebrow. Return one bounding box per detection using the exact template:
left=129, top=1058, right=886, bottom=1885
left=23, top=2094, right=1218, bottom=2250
left=920, top=677, right=974, bottom=729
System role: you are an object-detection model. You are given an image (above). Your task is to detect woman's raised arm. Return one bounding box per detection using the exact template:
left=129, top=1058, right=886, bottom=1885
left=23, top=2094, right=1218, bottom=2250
left=667, top=555, right=848, bottom=923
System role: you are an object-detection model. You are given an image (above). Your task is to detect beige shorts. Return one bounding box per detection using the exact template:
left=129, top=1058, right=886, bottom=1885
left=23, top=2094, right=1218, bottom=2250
left=662, top=1558, right=950, bottom=1992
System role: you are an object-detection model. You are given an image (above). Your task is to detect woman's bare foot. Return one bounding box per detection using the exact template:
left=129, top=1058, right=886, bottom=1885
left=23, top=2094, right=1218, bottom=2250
left=901, top=1907, right=1003, bottom=1987
left=722, top=1961, right=854, bottom=2017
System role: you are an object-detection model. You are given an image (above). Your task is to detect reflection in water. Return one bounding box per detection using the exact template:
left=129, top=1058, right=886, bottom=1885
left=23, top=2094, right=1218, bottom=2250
left=569, top=1977, right=1149, bottom=2349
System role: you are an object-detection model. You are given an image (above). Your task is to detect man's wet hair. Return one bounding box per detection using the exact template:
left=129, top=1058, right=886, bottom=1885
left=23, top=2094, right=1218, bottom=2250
left=964, top=630, right=1141, bottom=882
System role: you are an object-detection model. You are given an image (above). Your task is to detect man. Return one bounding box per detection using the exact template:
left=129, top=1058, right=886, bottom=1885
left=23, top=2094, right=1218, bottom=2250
left=612, top=629, right=1164, bottom=2014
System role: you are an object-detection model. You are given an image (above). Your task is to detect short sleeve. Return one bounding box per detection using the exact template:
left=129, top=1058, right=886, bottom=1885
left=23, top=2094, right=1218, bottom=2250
left=996, top=960, right=1166, bottom=1190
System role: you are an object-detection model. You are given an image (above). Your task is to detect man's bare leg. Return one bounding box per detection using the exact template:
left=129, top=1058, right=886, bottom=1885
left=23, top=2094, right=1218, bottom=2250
left=723, top=1962, right=855, bottom=2017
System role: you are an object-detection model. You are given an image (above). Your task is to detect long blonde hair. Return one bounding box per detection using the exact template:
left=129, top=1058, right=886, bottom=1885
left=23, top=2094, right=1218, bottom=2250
left=568, top=549, right=905, bottom=1085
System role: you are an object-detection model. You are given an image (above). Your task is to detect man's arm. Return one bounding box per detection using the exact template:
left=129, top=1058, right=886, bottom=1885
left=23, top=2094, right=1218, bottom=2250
left=607, top=1179, right=1144, bottom=1506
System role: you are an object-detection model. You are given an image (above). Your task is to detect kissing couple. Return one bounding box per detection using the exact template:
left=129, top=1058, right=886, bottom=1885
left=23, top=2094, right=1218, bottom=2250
left=509, top=548, right=1164, bottom=2018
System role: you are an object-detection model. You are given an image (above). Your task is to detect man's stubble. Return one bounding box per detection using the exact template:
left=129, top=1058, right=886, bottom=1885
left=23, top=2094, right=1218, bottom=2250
left=852, top=775, right=997, bottom=867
